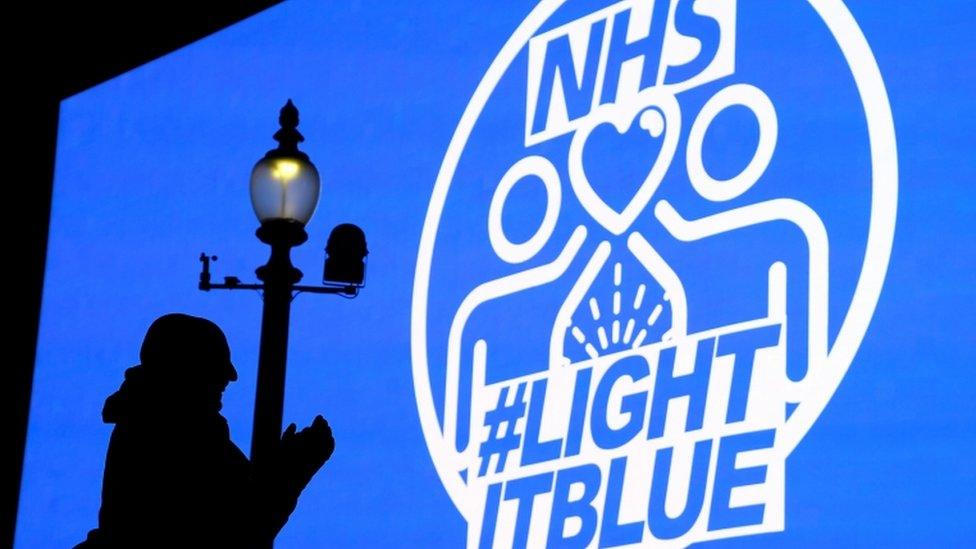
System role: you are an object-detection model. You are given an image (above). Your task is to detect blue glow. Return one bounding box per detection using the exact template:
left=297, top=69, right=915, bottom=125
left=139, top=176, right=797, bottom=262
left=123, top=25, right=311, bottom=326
left=17, top=0, right=976, bottom=546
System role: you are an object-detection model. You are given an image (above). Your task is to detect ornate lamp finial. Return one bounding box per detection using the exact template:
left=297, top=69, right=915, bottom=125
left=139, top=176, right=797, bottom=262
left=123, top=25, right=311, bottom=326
left=269, top=99, right=307, bottom=159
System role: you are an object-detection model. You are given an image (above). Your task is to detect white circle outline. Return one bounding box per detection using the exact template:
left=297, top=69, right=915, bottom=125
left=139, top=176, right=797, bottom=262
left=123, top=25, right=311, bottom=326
left=488, top=155, right=561, bottom=264
left=687, top=83, right=778, bottom=202
left=411, top=0, right=898, bottom=516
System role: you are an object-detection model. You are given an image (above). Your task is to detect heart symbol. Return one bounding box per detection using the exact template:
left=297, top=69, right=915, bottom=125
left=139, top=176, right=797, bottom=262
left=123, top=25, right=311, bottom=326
left=568, top=90, right=680, bottom=235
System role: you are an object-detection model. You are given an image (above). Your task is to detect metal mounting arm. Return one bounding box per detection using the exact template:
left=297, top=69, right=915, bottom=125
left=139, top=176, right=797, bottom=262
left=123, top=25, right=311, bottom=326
left=199, top=252, right=359, bottom=296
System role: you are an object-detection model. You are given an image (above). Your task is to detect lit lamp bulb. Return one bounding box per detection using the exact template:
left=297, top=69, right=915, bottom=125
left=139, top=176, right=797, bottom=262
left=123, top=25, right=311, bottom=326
left=249, top=100, right=321, bottom=225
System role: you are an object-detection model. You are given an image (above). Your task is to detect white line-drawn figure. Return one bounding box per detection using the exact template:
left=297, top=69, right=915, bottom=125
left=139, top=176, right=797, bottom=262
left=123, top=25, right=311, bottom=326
left=442, top=156, right=585, bottom=477
left=654, top=83, right=830, bottom=419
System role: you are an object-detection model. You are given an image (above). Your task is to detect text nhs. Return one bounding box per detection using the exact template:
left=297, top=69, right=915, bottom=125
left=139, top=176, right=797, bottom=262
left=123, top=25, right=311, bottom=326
left=526, top=0, right=736, bottom=144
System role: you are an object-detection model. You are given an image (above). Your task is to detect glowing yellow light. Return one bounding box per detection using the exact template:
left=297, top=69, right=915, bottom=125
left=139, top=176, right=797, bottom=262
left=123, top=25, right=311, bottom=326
left=271, top=159, right=301, bottom=181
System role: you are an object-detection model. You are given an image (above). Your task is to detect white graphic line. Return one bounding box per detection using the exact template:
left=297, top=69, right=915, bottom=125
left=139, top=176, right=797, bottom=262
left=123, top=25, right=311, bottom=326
left=648, top=304, right=662, bottom=326
left=584, top=343, right=599, bottom=359
left=623, top=318, right=635, bottom=343
left=632, top=329, right=648, bottom=349
left=633, top=283, right=646, bottom=309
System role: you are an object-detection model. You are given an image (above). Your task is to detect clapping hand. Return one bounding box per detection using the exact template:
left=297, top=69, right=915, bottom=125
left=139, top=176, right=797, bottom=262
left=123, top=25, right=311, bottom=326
left=254, top=416, right=335, bottom=537
left=277, top=415, right=335, bottom=494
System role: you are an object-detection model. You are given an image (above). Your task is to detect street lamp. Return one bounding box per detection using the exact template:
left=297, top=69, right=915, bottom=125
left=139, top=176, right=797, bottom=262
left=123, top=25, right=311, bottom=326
left=197, top=100, right=368, bottom=528
left=249, top=99, right=320, bottom=226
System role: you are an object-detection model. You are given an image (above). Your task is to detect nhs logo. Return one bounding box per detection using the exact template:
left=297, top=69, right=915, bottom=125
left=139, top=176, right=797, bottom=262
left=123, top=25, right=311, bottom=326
left=526, top=0, right=735, bottom=145
left=413, top=0, right=896, bottom=546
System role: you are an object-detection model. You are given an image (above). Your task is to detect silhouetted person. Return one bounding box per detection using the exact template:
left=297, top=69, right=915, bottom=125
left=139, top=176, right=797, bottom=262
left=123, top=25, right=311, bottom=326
left=75, top=313, right=334, bottom=548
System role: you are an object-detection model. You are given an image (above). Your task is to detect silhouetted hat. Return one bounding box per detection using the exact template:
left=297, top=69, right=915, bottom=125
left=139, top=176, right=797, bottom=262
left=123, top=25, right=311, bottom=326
left=139, top=313, right=238, bottom=382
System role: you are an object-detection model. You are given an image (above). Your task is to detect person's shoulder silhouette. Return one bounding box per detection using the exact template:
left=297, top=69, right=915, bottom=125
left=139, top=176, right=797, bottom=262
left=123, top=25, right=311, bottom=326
left=75, top=313, right=334, bottom=549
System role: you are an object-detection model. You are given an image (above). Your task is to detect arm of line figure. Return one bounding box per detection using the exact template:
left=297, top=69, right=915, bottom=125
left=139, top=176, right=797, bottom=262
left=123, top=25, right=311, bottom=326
left=442, top=225, right=588, bottom=464
left=653, top=199, right=829, bottom=375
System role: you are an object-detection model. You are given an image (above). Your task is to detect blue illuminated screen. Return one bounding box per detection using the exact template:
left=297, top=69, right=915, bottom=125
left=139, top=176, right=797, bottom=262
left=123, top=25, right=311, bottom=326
left=17, top=1, right=975, bottom=546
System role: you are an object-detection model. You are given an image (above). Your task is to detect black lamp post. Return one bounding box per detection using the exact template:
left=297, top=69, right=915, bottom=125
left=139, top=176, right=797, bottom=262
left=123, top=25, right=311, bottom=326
left=198, top=101, right=367, bottom=530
